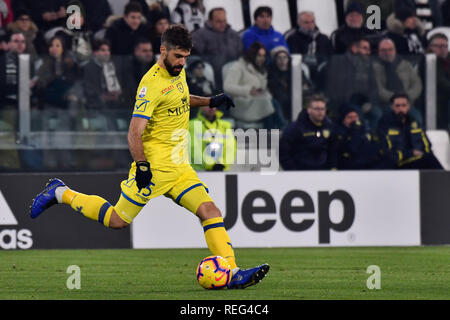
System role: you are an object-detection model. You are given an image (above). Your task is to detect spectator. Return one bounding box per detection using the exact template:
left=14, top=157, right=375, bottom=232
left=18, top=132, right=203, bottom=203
left=0, top=31, right=35, bottom=109
left=0, top=0, right=13, bottom=28
left=6, top=8, right=45, bottom=59
left=48, top=6, right=94, bottom=64
left=330, top=1, right=378, bottom=54
left=279, top=94, right=338, bottom=171
left=0, top=31, right=37, bottom=170
left=35, top=35, right=79, bottom=110
left=377, top=93, right=443, bottom=169
left=386, top=6, right=425, bottom=56
left=79, top=0, right=112, bottom=34
left=105, top=2, right=149, bottom=55
left=13, top=0, right=68, bottom=32
left=427, top=33, right=450, bottom=130
left=171, top=0, right=206, bottom=32
left=149, top=11, right=170, bottom=55
left=268, top=45, right=292, bottom=121
left=189, top=106, right=236, bottom=172
left=192, top=7, right=243, bottom=90
left=131, top=0, right=171, bottom=28
left=336, top=104, right=387, bottom=169
left=120, top=38, right=156, bottom=108
left=187, top=59, right=216, bottom=97
left=325, top=37, right=379, bottom=129
left=285, top=11, right=332, bottom=69
left=82, top=39, right=123, bottom=112
left=372, top=38, right=423, bottom=125
left=223, top=42, right=286, bottom=129
left=242, top=6, right=288, bottom=54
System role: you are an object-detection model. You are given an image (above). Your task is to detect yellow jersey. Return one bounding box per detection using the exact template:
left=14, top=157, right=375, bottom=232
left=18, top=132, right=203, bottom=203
left=132, top=63, right=191, bottom=170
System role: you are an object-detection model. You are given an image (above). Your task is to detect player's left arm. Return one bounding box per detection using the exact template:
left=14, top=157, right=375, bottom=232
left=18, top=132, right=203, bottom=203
left=128, top=116, right=152, bottom=190
left=189, top=93, right=235, bottom=109
left=189, top=95, right=211, bottom=107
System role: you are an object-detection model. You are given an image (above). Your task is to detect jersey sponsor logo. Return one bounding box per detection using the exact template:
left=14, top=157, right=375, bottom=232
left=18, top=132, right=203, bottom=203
left=135, top=99, right=150, bottom=112
left=168, top=105, right=190, bottom=116
left=176, top=82, right=184, bottom=93
left=138, top=86, right=147, bottom=98
left=161, top=85, right=175, bottom=96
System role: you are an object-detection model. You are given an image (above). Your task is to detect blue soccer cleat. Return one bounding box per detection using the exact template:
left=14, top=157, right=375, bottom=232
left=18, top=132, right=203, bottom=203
left=30, top=178, right=66, bottom=219
left=227, top=264, right=270, bottom=289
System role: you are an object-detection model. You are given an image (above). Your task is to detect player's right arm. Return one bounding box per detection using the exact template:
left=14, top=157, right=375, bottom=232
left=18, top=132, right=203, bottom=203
left=128, top=116, right=148, bottom=162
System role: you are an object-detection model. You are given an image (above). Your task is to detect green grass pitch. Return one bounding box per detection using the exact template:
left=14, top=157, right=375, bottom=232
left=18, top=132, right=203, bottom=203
left=0, top=247, right=449, bottom=300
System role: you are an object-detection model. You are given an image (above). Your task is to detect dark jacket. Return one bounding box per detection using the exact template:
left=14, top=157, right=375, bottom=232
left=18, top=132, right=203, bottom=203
left=336, top=121, right=382, bottom=169
left=325, top=52, right=378, bottom=110
left=436, top=54, right=450, bottom=129
left=377, top=111, right=432, bottom=167
left=285, top=27, right=333, bottom=59
left=105, top=18, right=150, bottom=55
left=330, top=24, right=378, bottom=54
left=279, top=109, right=337, bottom=170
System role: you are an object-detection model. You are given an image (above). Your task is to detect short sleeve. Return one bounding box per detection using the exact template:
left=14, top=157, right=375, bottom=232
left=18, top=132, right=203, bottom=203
left=132, top=79, right=159, bottom=120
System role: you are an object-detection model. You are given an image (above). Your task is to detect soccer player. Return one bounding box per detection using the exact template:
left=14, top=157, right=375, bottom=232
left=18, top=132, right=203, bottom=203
left=30, top=24, right=269, bottom=289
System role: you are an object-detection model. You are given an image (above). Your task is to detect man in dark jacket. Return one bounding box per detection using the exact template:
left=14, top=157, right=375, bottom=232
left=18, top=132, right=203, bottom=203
left=377, top=93, right=443, bottom=169
left=279, top=94, right=337, bottom=170
left=427, top=33, right=450, bottom=130
left=105, top=2, right=149, bottom=55
left=330, top=1, right=379, bottom=54
left=192, top=7, right=243, bottom=90
left=336, top=104, right=387, bottom=169
left=285, top=11, right=332, bottom=63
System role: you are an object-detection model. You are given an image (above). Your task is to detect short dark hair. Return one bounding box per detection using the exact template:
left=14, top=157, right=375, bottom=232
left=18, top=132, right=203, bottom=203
left=124, top=1, right=142, bottom=15
left=208, top=7, right=225, bottom=21
left=244, top=41, right=266, bottom=66
left=254, top=6, right=272, bottom=20
left=134, top=37, right=152, bottom=50
left=92, top=39, right=110, bottom=52
left=429, top=33, right=448, bottom=44
left=161, top=24, right=193, bottom=51
left=7, top=30, right=25, bottom=42
left=306, top=93, right=327, bottom=108
left=390, top=92, right=410, bottom=104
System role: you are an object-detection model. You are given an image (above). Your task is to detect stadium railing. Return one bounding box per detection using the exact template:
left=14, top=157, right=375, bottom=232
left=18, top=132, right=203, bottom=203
left=0, top=51, right=446, bottom=172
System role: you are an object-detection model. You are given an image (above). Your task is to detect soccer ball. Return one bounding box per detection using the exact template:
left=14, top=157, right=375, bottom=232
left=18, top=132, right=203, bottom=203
left=196, top=255, right=231, bottom=289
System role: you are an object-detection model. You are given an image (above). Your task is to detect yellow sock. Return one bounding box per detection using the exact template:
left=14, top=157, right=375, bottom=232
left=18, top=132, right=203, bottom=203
left=202, top=217, right=237, bottom=269
left=62, top=189, right=113, bottom=227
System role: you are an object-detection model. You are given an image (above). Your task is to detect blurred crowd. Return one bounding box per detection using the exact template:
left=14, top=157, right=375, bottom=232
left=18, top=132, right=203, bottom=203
left=0, top=0, right=448, bottom=171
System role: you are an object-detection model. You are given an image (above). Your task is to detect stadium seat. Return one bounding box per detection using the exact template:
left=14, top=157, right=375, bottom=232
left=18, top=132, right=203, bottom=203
left=167, top=0, right=179, bottom=12
left=426, top=130, right=450, bottom=170
left=249, top=0, right=292, bottom=34
left=204, top=0, right=245, bottom=32
left=296, top=0, right=338, bottom=37
left=426, top=27, right=450, bottom=50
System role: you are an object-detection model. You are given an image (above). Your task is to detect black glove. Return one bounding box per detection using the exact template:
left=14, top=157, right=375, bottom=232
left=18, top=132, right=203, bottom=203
left=209, top=93, right=235, bottom=110
left=135, top=161, right=152, bottom=190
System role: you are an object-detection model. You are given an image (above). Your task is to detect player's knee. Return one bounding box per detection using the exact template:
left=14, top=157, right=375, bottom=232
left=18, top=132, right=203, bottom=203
left=109, top=210, right=129, bottom=229
left=197, top=202, right=222, bottom=221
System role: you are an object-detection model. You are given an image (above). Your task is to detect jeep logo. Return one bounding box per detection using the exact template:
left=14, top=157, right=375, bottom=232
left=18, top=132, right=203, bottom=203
left=223, top=175, right=355, bottom=243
